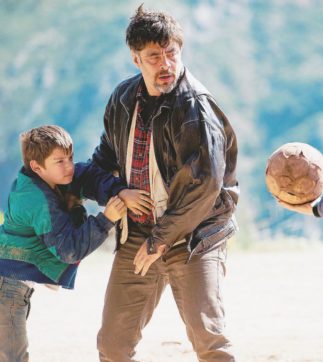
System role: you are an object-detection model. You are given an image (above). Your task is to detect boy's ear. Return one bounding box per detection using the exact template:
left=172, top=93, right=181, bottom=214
left=131, top=50, right=141, bottom=69
left=29, top=160, right=42, bottom=174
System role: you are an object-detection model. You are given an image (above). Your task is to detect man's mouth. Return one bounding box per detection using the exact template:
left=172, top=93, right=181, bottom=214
left=158, top=73, right=175, bottom=83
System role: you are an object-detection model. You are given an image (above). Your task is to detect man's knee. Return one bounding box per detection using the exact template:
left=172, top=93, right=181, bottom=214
left=97, top=326, right=138, bottom=362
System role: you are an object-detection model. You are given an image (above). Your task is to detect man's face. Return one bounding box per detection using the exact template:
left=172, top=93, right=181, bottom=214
left=132, top=41, right=183, bottom=96
left=31, top=147, right=74, bottom=189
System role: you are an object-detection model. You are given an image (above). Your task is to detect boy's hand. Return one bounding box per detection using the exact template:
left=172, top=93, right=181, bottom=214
left=65, top=192, right=83, bottom=210
left=104, top=196, right=127, bottom=222
left=118, top=189, right=155, bottom=215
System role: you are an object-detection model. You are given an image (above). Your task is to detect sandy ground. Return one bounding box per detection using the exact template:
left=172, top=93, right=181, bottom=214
left=28, top=242, right=323, bottom=362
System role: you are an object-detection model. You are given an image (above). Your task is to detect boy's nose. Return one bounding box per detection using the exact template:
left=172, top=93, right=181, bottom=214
left=66, top=161, right=74, bottom=171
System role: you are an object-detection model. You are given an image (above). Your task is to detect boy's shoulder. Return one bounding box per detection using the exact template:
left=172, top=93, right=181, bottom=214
left=8, top=170, right=56, bottom=220
left=11, top=170, right=48, bottom=203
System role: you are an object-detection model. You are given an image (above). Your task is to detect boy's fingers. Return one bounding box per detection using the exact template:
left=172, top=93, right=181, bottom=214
left=106, top=196, right=117, bottom=205
left=111, top=197, right=123, bottom=206
left=118, top=204, right=127, bottom=213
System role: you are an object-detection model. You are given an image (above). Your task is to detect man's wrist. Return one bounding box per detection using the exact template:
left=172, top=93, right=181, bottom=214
left=146, top=238, right=168, bottom=255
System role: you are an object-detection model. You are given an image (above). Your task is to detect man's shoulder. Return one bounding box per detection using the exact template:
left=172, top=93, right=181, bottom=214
left=178, top=69, right=212, bottom=99
left=112, top=73, right=142, bottom=98
left=173, top=69, right=219, bottom=113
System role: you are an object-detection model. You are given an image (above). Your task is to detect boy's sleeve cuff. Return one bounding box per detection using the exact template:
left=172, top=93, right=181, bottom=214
left=110, top=182, right=127, bottom=197
left=96, top=212, right=115, bottom=231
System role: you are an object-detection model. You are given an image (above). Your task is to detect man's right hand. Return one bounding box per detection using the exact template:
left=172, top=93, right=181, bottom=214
left=118, top=189, right=155, bottom=215
left=103, top=196, right=127, bottom=222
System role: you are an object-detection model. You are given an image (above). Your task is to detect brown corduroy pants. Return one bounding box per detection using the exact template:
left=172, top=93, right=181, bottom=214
left=97, top=221, right=235, bottom=362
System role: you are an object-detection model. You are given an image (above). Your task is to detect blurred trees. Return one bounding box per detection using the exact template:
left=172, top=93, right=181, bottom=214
left=0, top=0, right=322, bottom=241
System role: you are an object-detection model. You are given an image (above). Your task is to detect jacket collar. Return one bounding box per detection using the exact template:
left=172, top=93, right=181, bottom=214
left=119, top=66, right=209, bottom=114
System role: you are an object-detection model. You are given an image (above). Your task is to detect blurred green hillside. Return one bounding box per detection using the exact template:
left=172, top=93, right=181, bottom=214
left=0, top=0, right=322, bottom=242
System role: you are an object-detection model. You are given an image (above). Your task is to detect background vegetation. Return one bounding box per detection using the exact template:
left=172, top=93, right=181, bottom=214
left=1, top=0, right=322, bottom=244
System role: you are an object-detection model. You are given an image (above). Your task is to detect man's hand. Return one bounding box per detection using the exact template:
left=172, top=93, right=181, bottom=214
left=277, top=198, right=314, bottom=215
left=133, top=241, right=167, bottom=276
left=118, top=189, right=155, bottom=215
left=103, top=196, right=127, bottom=222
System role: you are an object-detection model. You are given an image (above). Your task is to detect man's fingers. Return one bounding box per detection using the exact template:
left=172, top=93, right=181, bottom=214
left=138, top=198, right=155, bottom=209
left=138, top=190, right=151, bottom=196
left=133, top=243, right=146, bottom=265
left=140, top=261, right=152, bottom=276
left=129, top=207, right=143, bottom=216
left=132, top=204, right=152, bottom=215
left=139, top=195, right=155, bottom=206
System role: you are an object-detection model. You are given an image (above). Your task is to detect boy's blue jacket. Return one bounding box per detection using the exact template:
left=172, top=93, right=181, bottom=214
left=0, top=162, right=126, bottom=288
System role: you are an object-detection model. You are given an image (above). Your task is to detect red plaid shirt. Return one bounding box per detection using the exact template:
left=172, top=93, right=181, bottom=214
left=128, top=85, right=155, bottom=224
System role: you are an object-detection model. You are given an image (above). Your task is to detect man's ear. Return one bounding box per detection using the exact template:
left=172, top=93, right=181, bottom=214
left=29, top=160, right=42, bottom=174
left=131, top=50, right=141, bottom=69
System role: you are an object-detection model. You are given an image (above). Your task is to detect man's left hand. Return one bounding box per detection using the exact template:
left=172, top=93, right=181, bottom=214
left=133, top=241, right=166, bottom=276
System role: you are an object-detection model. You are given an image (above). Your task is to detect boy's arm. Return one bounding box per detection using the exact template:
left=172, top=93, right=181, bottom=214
left=69, top=161, right=127, bottom=206
left=32, top=192, right=115, bottom=264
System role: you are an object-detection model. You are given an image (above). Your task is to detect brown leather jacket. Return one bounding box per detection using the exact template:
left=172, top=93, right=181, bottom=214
left=92, top=68, right=239, bottom=256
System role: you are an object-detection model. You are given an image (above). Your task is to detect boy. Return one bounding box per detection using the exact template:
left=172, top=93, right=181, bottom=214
left=0, top=125, right=152, bottom=362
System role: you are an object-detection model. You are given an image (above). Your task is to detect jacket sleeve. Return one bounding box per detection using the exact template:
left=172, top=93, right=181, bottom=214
left=68, top=161, right=126, bottom=206
left=92, top=94, right=121, bottom=174
left=148, top=96, right=234, bottom=249
left=31, top=191, right=114, bottom=264
left=313, top=194, right=323, bottom=217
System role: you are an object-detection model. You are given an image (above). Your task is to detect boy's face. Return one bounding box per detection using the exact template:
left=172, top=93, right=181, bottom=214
left=30, top=147, right=74, bottom=189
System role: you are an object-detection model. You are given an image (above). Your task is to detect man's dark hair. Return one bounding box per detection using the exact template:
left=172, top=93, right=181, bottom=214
left=126, top=4, right=184, bottom=51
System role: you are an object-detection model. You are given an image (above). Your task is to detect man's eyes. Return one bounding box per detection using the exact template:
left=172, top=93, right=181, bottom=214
left=148, top=54, right=161, bottom=60
left=147, top=51, right=176, bottom=60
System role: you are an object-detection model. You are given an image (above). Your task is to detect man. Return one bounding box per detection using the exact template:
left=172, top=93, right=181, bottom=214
left=278, top=195, right=322, bottom=217
left=93, top=5, right=239, bottom=362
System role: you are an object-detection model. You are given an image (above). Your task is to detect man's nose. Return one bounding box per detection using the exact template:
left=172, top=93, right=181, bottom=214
left=160, top=53, right=171, bottom=69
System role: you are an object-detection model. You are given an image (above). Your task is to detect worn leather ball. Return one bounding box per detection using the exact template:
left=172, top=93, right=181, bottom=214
left=265, top=142, right=323, bottom=204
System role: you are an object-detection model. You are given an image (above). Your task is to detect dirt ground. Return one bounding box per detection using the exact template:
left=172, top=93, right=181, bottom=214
left=28, top=241, right=323, bottom=362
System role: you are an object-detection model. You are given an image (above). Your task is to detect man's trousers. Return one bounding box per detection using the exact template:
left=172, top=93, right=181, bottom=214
left=97, top=221, right=235, bottom=362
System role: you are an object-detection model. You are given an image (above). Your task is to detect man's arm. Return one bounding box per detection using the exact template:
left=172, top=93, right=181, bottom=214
left=92, top=131, right=120, bottom=173
left=134, top=96, right=238, bottom=275
left=150, top=97, right=235, bottom=247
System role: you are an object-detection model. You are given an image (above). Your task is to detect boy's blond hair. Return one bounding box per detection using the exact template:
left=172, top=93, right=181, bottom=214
left=20, top=125, right=73, bottom=170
